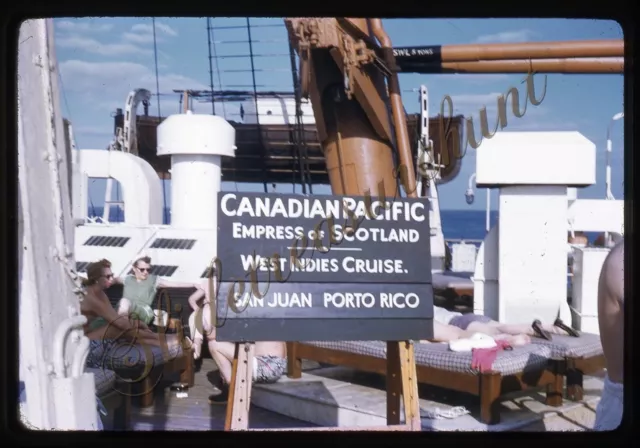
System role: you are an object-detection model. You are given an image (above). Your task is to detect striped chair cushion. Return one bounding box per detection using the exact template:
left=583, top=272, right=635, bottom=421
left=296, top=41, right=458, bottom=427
left=530, top=332, right=603, bottom=359
left=86, top=367, right=116, bottom=396
left=305, top=340, right=553, bottom=376
left=88, top=339, right=183, bottom=373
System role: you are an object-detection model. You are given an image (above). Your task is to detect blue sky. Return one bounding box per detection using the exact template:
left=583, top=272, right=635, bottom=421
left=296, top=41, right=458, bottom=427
left=52, top=17, right=624, bottom=210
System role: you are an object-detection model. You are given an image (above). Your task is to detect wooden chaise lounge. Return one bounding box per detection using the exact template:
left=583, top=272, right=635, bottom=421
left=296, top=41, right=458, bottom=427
left=87, top=367, right=131, bottom=430
left=101, top=285, right=196, bottom=407
left=530, top=333, right=606, bottom=401
left=287, top=340, right=562, bottom=425
left=89, top=336, right=194, bottom=408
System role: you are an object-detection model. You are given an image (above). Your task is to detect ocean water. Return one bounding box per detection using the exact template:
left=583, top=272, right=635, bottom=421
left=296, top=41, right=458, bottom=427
left=89, top=206, right=498, bottom=241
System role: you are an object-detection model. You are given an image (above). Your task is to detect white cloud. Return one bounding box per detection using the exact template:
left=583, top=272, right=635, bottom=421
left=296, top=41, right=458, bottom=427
left=56, top=36, right=151, bottom=56
left=55, top=60, right=245, bottom=120
left=475, top=29, right=538, bottom=43
left=131, top=22, right=178, bottom=37
left=56, top=20, right=113, bottom=33
left=122, top=22, right=178, bottom=45
left=60, top=60, right=208, bottom=97
left=122, top=32, right=155, bottom=45
left=56, top=20, right=178, bottom=57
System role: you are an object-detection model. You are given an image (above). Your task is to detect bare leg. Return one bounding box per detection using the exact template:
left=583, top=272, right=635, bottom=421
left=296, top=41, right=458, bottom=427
left=428, top=321, right=475, bottom=342
left=207, top=339, right=236, bottom=384
left=468, top=320, right=569, bottom=337
left=491, top=334, right=531, bottom=346
left=429, top=321, right=530, bottom=346
left=189, top=311, right=203, bottom=359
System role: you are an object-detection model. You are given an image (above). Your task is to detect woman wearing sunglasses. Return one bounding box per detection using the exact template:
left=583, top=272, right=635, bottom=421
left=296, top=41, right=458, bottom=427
left=113, top=255, right=204, bottom=327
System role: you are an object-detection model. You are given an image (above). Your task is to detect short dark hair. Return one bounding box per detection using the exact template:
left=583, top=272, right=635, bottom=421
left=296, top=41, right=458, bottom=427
left=134, top=256, right=151, bottom=268
left=83, top=259, right=112, bottom=286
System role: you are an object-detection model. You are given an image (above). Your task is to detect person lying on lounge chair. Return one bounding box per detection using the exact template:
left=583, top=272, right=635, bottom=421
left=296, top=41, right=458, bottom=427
left=80, top=259, right=189, bottom=369
left=110, top=255, right=204, bottom=327
left=428, top=306, right=579, bottom=346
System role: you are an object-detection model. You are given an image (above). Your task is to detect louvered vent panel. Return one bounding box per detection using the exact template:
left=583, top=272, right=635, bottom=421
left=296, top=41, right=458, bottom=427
left=149, top=238, right=196, bottom=250
left=76, top=261, right=90, bottom=272
left=83, top=236, right=130, bottom=247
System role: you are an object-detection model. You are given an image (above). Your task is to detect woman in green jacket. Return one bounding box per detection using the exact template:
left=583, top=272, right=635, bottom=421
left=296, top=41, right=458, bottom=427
left=113, top=255, right=203, bottom=326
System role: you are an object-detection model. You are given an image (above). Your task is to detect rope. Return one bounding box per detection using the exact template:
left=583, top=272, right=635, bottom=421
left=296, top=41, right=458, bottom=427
left=420, top=406, right=470, bottom=420
left=208, top=21, right=227, bottom=118
left=246, top=17, right=268, bottom=193
left=152, top=19, right=162, bottom=118
left=152, top=18, right=169, bottom=224
left=206, top=18, right=216, bottom=115
left=286, top=40, right=302, bottom=194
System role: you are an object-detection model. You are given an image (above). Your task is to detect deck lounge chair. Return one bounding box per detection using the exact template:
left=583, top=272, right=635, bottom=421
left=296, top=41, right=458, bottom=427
left=431, top=269, right=605, bottom=402
left=286, top=340, right=562, bottom=425
left=102, top=284, right=196, bottom=406
left=89, top=340, right=194, bottom=407
left=530, top=333, right=605, bottom=401
left=87, top=367, right=130, bottom=430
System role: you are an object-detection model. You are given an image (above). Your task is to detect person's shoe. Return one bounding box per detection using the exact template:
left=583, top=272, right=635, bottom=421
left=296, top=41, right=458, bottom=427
left=208, top=387, right=229, bottom=405
left=531, top=319, right=553, bottom=340
left=553, top=318, right=580, bottom=337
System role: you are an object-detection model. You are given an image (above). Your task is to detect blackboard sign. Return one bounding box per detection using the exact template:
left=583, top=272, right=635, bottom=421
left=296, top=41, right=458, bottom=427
left=217, top=192, right=432, bottom=284
left=215, top=282, right=433, bottom=320
left=214, top=192, right=434, bottom=342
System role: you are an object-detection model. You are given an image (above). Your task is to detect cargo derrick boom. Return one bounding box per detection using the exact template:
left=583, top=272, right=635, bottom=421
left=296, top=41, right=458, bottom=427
left=284, top=18, right=624, bottom=197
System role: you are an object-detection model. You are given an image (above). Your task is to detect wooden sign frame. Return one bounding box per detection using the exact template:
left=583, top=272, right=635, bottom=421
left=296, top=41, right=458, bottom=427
left=224, top=340, right=421, bottom=431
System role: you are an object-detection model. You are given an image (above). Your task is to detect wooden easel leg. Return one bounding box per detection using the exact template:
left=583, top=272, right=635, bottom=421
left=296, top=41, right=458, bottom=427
left=398, top=341, right=421, bottom=430
left=387, top=341, right=421, bottom=430
left=386, top=342, right=403, bottom=425
left=286, top=342, right=302, bottom=379
left=224, top=342, right=255, bottom=431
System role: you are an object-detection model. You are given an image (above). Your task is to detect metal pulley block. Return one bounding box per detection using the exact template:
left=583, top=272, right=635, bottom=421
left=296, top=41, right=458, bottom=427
left=341, top=35, right=355, bottom=99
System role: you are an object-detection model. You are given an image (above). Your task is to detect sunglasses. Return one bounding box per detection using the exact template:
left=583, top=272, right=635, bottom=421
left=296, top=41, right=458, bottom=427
left=136, top=267, right=150, bottom=273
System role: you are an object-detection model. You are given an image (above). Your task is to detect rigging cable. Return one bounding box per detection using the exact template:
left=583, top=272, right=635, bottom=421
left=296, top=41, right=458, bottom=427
left=152, top=18, right=169, bottom=225
left=287, top=39, right=304, bottom=194
left=206, top=18, right=217, bottom=115
left=208, top=22, right=227, bottom=118
left=246, top=17, right=269, bottom=193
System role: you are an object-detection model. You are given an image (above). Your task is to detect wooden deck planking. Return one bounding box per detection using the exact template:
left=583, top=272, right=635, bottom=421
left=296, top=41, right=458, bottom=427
left=128, top=358, right=603, bottom=432
left=129, top=359, right=317, bottom=431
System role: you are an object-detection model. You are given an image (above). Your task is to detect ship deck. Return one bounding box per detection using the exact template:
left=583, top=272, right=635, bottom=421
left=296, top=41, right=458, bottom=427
left=126, top=358, right=317, bottom=430
left=120, top=357, right=603, bottom=432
